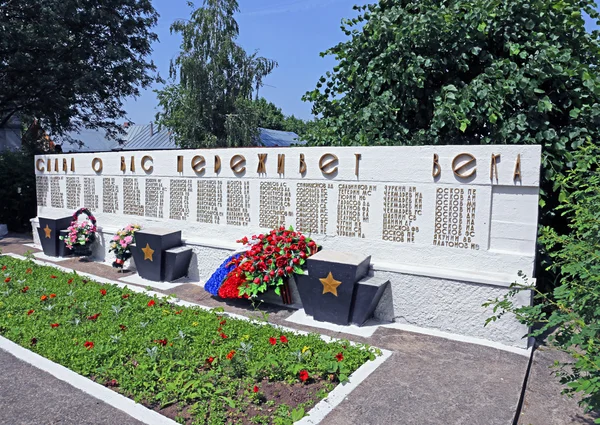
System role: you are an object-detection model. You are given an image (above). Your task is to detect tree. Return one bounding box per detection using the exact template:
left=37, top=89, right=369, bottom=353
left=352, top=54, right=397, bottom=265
left=303, top=0, right=600, bottom=201
left=0, top=0, right=159, bottom=139
left=156, top=0, right=277, bottom=148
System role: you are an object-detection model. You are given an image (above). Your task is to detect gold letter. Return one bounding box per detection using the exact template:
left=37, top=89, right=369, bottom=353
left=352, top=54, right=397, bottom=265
left=120, top=156, right=126, bottom=172
left=130, top=156, right=135, bottom=172
left=319, top=153, right=339, bottom=175
left=490, top=153, right=500, bottom=181
left=191, top=155, right=205, bottom=173
left=432, top=154, right=441, bottom=178
left=91, top=158, right=103, bottom=173
left=36, top=159, right=45, bottom=172
left=70, top=158, right=75, bottom=172
left=355, top=153, right=361, bottom=177
left=257, top=153, right=267, bottom=174
left=54, top=158, right=59, bottom=173
left=514, top=154, right=522, bottom=181
left=452, top=153, right=476, bottom=179
left=141, top=155, right=153, bottom=173
left=177, top=155, right=184, bottom=173
left=277, top=154, right=285, bottom=174
left=299, top=154, right=307, bottom=174
left=62, top=158, right=67, bottom=172
left=214, top=155, right=221, bottom=173
left=230, top=154, right=246, bottom=174
left=47, top=158, right=52, bottom=172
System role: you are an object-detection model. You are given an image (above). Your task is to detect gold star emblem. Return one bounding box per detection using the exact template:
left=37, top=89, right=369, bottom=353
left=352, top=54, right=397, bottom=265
left=43, top=224, right=52, bottom=239
left=320, top=272, right=342, bottom=297
left=141, top=243, right=154, bottom=261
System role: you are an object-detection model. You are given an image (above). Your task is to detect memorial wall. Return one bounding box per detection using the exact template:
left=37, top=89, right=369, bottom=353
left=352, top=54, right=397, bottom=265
left=33, top=146, right=541, bottom=347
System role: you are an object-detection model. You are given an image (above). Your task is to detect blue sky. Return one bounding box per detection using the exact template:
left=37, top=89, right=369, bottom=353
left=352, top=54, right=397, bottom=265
left=123, top=0, right=371, bottom=125
left=123, top=0, right=600, bottom=126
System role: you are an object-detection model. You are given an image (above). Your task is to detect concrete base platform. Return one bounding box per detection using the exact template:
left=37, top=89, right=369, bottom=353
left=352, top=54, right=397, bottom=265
left=33, top=252, right=72, bottom=262
left=119, top=273, right=197, bottom=291
left=286, top=309, right=382, bottom=338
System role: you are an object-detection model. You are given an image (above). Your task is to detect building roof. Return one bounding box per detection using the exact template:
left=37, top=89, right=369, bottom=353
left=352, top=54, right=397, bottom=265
left=60, top=124, right=305, bottom=153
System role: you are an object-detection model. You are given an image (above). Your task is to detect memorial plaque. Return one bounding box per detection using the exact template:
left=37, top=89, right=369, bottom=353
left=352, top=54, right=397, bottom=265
left=226, top=180, right=250, bottom=226
left=295, top=183, right=331, bottom=234
left=83, top=177, right=99, bottom=210
left=50, top=177, right=65, bottom=208
left=197, top=180, right=223, bottom=224
left=66, top=177, right=81, bottom=210
left=259, top=181, right=292, bottom=229
left=432, top=187, right=478, bottom=250
left=382, top=185, right=423, bottom=243
left=169, top=179, right=192, bottom=221
left=36, top=176, right=49, bottom=207
left=145, top=178, right=166, bottom=218
left=123, top=177, right=144, bottom=216
left=102, top=177, right=119, bottom=214
left=336, top=184, right=376, bottom=238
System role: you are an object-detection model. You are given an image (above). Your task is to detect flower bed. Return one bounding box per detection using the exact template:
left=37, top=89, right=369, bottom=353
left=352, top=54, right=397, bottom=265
left=0, top=256, right=379, bottom=424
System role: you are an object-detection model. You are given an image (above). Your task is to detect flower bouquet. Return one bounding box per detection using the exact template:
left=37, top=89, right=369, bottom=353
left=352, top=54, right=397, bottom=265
left=204, top=226, right=320, bottom=304
left=108, top=224, right=142, bottom=270
left=60, top=208, right=97, bottom=257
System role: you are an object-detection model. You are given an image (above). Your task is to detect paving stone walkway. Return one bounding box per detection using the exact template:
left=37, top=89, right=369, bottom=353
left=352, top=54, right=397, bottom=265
left=1, top=233, right=598, bottom=425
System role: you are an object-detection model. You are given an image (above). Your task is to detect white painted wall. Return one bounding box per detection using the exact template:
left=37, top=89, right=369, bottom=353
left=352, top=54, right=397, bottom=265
left=33, top=146, right=541, bottom=348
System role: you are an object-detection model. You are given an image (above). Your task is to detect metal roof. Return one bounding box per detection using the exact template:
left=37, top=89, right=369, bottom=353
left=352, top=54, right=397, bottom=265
left=258, top=128, right=306, bottom=147
left=60, top=124, right=305, bottom=152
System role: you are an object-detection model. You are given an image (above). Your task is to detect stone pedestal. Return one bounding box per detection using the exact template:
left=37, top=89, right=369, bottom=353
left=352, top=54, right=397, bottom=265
left=300, top=251, right=371, bottom=326
left=350, top=275, right=390, bottom=326
left=37, top=216, right=72, bottom=257
left=57, top=230, right=73, bottom=258
left=164, top=246, right=193, bottom=282
left=130, top=228, right=182, bottom=282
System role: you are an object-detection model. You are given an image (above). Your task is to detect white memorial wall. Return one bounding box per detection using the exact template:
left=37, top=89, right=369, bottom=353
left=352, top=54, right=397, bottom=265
left=33, top=145, right=541, bottom=348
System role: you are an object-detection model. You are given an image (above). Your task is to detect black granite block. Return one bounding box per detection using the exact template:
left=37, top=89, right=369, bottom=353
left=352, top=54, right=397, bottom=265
left=57, top=230, right=73, bottom=258
left=38, top=216, right=73, bottom=257
left=164, top=246, right=193, bottom=282
left=305, top=251, right=371, bottom=326
left=294, top=271, right=316, bottom=316
left=131, top=228, right=182, bottom=281
left=350, top=275, right=390, bottom=326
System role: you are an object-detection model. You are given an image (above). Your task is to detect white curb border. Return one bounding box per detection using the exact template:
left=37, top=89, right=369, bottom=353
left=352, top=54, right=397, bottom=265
left=2, top=253, right=392, bottom=424
left=0, top=335, right=178, bottom=425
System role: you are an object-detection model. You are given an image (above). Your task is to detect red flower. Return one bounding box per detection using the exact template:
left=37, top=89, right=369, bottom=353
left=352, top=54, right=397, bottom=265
left=87, top=313, right=101, bottom=321
left=119, top=324, right=127, bottom=331
left=40, top=295, right=47, bottom=301
left=50, top=323, right=60, bottom=328
left=226, top=350, right=235, bottom=360
left=84, top=341, right=94, bottom=350
left=99, top=289, right=107, bottom=296
left=26, top=268, right=32, bottom=274
left=335, top=352, right=344, bottom=362
left=27, top=309, right=34, bottom=316
left=220, top=332, right=228, bottom=339
left=67, top=279, right=73, bottom=284
left=269, top=337, right=277, bottom=346
left=280, top=335, right=288, bottom=344
left=30, top=337, right=37, bottom=346
left=147, top=299, right=155, bottom=307
left=21, top=286, right=29, bottom=293
left=276, top=256, right=288, bottom=268
left=175, top=309, right=183, bottom=315
left=220, top=320, right=227, bottom=325
left=207, top=356, right=215, bottom=364
left=4, top=277, right=10, bottom=283
left=154, top=339, right=168, bottom=346
left=122, top=294, right=130, bottom=299
left=285, top=266, right=293, bottom=273
left=49, top=293, right=56, bottom=299
left=253, top=385, right=259, bottom=393
left=50, top=275, right=57, bottom=279
left=106, top=379, right=118, bottom=387
left=1, top=265, right=6, bottom=270
left=299, top=370, right=309, bottom=382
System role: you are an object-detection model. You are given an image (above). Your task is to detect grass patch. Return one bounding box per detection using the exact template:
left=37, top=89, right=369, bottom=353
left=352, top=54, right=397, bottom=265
left=0, top=255, right=379, bottom=424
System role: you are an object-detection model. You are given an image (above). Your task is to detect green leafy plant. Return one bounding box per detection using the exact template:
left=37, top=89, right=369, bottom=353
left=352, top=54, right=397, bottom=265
left=0, top=256, right=380, bottom=423
left=484, top=143, right=600, bottom=421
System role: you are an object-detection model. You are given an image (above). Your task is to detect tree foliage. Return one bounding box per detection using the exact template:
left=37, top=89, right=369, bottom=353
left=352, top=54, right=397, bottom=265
left=0, top=0, right=158, bottom=139
left=156, top=0, right=277, bottom=148
left=485, top=143, right=600, bottom=419
left=303, top=0, right=600, bottom=197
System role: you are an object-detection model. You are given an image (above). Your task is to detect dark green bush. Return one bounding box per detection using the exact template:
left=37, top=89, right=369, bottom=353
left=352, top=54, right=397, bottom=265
left=0, top=148, right=37, bottom=232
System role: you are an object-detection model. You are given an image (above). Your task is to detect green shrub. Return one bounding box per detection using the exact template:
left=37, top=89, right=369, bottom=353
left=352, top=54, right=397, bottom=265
left=0, top=148, right=37, bottom=232
left=485, top=143, right=600, bottom=419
